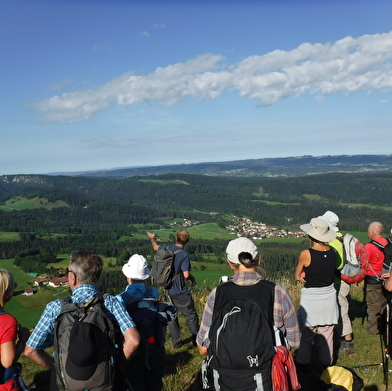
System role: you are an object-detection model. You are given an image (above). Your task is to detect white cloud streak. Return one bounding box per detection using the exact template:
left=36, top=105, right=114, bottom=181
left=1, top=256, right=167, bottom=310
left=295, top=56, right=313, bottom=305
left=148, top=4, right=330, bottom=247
left=138, top=30, right=150, bottom=38
left=36, top=31, right=392, bottom=123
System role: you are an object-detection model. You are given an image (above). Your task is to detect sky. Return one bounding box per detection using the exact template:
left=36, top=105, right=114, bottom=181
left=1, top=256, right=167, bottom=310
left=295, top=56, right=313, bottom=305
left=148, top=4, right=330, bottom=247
left=1, top=0, right=392, bottom=175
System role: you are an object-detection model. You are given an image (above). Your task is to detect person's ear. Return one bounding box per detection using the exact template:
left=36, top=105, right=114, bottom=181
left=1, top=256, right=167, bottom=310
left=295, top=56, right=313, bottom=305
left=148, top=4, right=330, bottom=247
left=68, top=271, right=77, bottom=286
left=226, top=259, right=236, bottom=271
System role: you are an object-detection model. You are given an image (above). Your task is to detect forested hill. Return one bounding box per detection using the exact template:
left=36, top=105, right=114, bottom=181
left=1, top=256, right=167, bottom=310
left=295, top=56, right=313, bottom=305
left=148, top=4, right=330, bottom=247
left=1, top=171, right=392, bottom=282
left=1, top=171, right=392, bottom=233
left=50, top=154, right=392, bottom=178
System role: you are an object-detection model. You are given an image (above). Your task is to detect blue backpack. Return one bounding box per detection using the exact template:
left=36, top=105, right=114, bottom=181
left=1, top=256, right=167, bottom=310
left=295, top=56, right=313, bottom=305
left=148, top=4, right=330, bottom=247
left=122, top=288, right=176, bottom=364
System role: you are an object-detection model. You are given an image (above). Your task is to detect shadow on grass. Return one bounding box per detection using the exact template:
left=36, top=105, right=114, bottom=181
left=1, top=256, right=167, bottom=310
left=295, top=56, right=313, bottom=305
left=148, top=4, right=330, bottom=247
left=165, top=349, right=194, bottom=377
left=27, top=369, right=51, bottom=391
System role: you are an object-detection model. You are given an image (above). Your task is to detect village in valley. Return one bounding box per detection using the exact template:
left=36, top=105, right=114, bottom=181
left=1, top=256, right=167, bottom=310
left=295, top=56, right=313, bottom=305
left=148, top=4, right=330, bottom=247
left=225, top=215, right=306, bottom=240
left=22, top=269, right=69, bottom=296
left=169, top=215, right=306, bottom=240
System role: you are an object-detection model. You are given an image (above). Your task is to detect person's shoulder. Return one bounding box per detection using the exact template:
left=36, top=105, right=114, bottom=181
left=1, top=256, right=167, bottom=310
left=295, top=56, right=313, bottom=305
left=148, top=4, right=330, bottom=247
left=366, top=237, right=388, bottom=247
left=47, top=298, right=62, bottom=311
left=299, top=248, right=311, bottom=257
left=149, top=286, right=160, bottom=298
left=274, top=282, right=291, bottom=296
left=0, top=312, right=17, bottom=326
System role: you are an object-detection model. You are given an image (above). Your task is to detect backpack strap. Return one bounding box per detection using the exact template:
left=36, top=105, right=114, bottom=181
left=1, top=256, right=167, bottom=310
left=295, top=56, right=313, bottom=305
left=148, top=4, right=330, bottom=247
left=370, top=240, right=385, bottom=252
left=58, top=296, right=72, bottom=313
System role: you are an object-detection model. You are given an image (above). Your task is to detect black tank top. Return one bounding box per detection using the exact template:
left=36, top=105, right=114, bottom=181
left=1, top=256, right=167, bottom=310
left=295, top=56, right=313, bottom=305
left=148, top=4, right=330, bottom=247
left=304, top=248, right=336, bottom=288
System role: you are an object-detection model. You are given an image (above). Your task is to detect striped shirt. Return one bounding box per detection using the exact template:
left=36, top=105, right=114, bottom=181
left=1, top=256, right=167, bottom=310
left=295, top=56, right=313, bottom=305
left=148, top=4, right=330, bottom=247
left=26, top=284, right=136, bottom=350
left=196, top=271, right=300, bottom=350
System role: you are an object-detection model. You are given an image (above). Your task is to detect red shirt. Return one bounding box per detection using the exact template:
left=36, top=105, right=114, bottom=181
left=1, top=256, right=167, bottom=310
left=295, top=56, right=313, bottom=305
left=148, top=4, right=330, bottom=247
left=365, top=237, right=388, bottom=277
left=0, top=313, right=18, bottom=391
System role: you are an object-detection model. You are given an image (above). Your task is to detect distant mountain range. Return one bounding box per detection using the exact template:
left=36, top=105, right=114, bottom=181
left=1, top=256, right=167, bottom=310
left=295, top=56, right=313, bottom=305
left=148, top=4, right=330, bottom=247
left=49, top=154, right=392, bottom=178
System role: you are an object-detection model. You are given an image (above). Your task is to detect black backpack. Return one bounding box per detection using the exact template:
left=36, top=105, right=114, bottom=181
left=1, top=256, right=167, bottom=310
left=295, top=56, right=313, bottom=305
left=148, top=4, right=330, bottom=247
left=53, top=293, right=121, bottom=391
left=370, top=238, right=392, bottom=276
left=204, top=280, right=276, bottom=391
left=150, top=246, right=183, bottom=289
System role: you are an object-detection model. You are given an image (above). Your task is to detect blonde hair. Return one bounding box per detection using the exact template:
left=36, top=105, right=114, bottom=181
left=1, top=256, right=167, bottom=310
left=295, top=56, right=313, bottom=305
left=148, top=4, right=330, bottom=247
left=0, top=269, right=15, bottom=307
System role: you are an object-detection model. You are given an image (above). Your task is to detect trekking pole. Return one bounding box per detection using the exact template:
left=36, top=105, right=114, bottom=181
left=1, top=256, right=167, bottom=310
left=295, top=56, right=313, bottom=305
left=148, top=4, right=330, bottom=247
left=362, top=282, right=367, bottom=326
left=385, top=300, right=390, bottom=389
left=119, top=369, right=136, bottom=391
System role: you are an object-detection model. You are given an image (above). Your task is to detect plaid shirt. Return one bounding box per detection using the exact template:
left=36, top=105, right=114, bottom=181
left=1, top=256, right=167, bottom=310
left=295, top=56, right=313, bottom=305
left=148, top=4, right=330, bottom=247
left=27, top=284, right=136, bottom=350
left=196, top=271, right=300, bottom=350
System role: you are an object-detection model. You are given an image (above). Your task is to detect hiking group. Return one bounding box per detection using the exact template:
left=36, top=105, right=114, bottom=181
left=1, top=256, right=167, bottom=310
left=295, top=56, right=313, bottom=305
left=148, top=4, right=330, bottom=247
left=1, top=219, right=392, bottom=391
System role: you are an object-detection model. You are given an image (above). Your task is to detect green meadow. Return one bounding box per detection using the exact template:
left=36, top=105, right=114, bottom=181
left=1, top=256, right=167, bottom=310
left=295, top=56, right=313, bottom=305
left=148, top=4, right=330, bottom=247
left=0, top=231, right=19, bottom=241
left=127, top=222, right=234, bottom=241
left=0, top=196, right=69, bottom=211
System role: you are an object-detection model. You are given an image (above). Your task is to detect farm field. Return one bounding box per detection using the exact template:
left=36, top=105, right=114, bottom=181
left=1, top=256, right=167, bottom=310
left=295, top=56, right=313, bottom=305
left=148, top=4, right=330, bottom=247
left=0, top=196, right=69, bottom=211
left=0, top=231, right=19, bottom=241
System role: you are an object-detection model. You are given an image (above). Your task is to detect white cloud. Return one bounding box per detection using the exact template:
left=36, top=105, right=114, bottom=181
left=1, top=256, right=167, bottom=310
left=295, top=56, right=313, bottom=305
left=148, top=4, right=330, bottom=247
left=36, top=31, right=392, bottom=123
left=139, top=30, right=150, bottom=38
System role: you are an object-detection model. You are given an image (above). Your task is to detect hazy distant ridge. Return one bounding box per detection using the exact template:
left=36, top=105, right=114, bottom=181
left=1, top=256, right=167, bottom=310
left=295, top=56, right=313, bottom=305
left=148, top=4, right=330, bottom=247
left=49, top=154, right=392, bottom=178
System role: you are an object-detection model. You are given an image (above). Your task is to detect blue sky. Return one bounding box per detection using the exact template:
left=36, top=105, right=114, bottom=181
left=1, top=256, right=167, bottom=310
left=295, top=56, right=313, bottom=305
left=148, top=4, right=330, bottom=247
left=1, top=0, right=392, bottom=175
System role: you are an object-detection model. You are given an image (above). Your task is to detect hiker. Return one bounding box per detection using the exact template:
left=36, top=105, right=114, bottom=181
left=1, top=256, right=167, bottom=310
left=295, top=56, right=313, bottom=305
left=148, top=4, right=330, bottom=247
left=147, top=230, right=199, bottom=348
left=24, top=250, right=140, bottom=390
left=295, top=217, right=339, bottom=371
left=116, top=254, right=176, bottom=391
left=319, top=211, right=355, bottom=357
left=364, top=221, right=388, bottom=334
left=0, top=270, right=30, bottom=391
left=197, top=237, right=300, bottom=391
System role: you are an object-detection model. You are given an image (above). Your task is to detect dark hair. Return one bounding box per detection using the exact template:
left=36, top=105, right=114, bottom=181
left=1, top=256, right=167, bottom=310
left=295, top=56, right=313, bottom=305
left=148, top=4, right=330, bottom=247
left=238, top=252, right=257, bottom=268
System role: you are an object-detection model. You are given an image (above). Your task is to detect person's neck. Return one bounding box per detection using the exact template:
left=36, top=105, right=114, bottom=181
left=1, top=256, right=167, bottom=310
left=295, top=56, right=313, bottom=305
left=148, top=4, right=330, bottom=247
left=234, top=265, right=257, bottom=274
left=312, top=241, right=329, bottom=250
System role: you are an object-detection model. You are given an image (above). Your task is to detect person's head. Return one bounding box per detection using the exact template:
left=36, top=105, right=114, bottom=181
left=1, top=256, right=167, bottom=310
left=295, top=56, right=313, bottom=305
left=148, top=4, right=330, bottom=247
left=300, top=217, right=336, bottom=244
left=176, top=230, right=190, bottom=246
left=122, top=254, right=150, bottom=283
left=68, top=250, right=103, bottom=288
left=367, top=221, right=384, bottom=240
left=0, top=269, right=15, bottom=307
left=318, top=211, right=339, bottom=232
left=225, top=237, right=260, bottom=270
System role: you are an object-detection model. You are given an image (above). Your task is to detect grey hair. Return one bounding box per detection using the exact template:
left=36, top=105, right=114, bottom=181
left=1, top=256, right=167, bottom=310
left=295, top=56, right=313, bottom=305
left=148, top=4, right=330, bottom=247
left=69, top=250, right=103, bottom=285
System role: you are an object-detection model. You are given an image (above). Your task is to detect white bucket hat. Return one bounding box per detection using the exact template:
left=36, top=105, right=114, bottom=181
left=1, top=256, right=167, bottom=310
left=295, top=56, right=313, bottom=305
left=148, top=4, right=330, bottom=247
left=300, top=217, right=337, bottom=243
left=122, top=254, right=150, bottom=280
